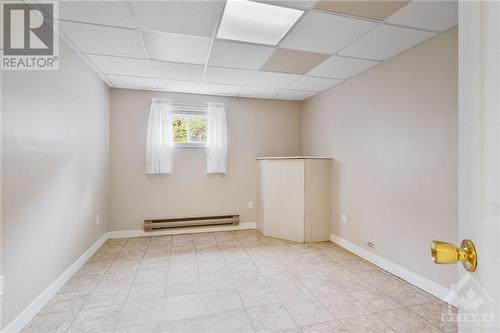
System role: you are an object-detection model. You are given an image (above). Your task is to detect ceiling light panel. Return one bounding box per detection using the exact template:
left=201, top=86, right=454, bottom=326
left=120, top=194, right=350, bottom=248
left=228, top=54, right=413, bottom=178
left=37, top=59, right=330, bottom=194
left=59, top=1, right=137, bottom=28
left=132, top=1, right=225, bottom=37
left=275, top=89, right=316, bottom=101
left=239, top=86, right=281, bottom=99
left=106, top=75, right=158, bottom=90
left=59, top=21, right=146, bottom=58
left=385, top=0, right=458, bottom=32
left=87, top=54, right=153, bottom=77
left=308, top=55, right=379, bottom=79
left=281, top=11, right=377, bottom=54
left=288, top=76, right=341, bottom=92
left=248, top=71, right=301, bottom=89
left=217, top=0, right=303, bottom=46
left=205, top=67, right=255, bottom=85
left=339, top=24, right=435, bottom=61
left=261, top=48, right=330, bottom=75
left=201, top=83, right=243, bottom=96
left=208, top=41, right=275, bottom=70
left=142, top=31, right=211, bottom=65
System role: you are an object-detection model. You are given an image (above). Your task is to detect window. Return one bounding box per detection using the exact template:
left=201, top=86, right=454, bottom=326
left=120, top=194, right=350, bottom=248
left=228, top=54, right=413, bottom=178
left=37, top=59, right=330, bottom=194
left=172, top=114, right=207, bottom=146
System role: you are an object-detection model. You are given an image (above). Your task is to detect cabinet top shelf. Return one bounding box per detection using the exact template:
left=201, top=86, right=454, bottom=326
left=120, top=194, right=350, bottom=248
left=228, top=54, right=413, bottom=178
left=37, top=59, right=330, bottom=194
left=255, top=156, right=332, bottom=160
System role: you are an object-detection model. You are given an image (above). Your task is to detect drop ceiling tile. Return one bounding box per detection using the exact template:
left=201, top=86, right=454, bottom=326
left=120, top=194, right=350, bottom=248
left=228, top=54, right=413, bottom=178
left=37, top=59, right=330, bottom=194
left=59, top=21, right=146, bottom=58
left=308, top=55, right=379, bottom=79
left=247, top=71, right=301, bottom=89
left=151, top=61, right=205, bottom=81
left=157, top=79, right=201, bottom=94
left=106, top=75, right=158, bottom=90
left=217, top=0, right=303, bottom=46
left=142, top=31, right=211, bottom=65
left=201, top=83, right=243, bottom=96
left=59, top=1, right=137, bottom=28
left=386, top=0, right=458, bottom=32
left=205, top=67, right=255, bottom=85
left=261, top=48, right=330, bottom=74
left=339, top=24, right=435, bottom=61
left=254, top=0, right=316, bottom=10
left=314, top=0, right=409, bottom=20
left=288, top=76, right=341, bottom=92
left=280, top=11, right=377, bottom=54
left=132, top=1, right=225, bottom=37
left=239, top=86, right=281, bottom=99
left=87, top=54, right=153, bottom=77
left=208, top=41, right=275, bottom=70
left=276, top=89, right=316, bottom=101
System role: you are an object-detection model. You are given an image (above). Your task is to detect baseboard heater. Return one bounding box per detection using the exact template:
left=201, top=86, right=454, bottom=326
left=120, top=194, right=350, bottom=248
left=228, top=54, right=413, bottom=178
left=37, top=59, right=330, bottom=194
left=144, top=214, right=239, bottom=231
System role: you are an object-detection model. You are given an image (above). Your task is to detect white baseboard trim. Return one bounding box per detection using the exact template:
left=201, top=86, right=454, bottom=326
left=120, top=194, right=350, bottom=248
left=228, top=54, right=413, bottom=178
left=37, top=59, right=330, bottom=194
left=330, top=233, right=455, bottom=306
left=2, top=233, right=108, bottom=333
left=107, top=222, right=257, bottom=239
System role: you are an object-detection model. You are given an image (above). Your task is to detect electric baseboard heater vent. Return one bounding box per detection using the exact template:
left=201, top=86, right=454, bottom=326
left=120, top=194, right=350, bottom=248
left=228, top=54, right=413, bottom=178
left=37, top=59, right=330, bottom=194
left=144, top=214, right=239, bottom=231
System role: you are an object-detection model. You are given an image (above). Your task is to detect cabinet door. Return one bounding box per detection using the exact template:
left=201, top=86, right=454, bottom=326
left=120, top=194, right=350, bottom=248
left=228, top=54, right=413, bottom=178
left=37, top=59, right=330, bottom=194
left=258, top=160, right=304, bottom=242
left=304, top=159, right=332, bottom=242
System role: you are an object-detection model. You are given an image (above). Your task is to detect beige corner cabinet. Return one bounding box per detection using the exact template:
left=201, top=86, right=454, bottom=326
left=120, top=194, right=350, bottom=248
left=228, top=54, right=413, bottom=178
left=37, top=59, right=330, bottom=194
left=256, top=157, right=332, bottom=243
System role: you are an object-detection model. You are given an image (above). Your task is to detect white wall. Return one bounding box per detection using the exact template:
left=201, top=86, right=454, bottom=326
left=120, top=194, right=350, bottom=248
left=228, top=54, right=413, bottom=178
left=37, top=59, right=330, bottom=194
left=302, top=27, right=458, bottom=287
left=109, top=89, right=302, bottom=231
left=1, top=41, right=110, bottom=328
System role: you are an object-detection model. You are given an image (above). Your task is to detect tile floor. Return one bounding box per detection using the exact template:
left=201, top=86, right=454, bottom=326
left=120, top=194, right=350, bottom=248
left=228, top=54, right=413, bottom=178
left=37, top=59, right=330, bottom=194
left=23, top=230, right=457, bottom=333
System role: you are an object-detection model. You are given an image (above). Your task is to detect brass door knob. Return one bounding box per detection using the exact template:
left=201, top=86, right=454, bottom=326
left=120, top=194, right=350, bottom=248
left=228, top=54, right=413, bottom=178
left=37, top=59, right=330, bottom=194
left=431, top=239, right=478, bottom=272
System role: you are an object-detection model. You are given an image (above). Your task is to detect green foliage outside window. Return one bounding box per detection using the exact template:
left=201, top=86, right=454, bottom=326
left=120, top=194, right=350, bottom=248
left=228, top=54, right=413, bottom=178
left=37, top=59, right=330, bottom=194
left=172, top=116, right=207, bottom=144
left=172, top=117, right=188, bottom=143
left=189, top=118, right=207, bottom=143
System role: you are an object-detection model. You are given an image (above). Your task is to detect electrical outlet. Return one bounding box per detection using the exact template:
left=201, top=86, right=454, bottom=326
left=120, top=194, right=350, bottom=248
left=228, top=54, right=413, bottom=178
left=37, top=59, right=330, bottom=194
left=248, top=201, right=254, bottom=209
left=0, top=275, right=4, bottom=296
left=367, top=242, right=375, bottom=249
left=341, top=213, right=347, bottom=224
left=96, top=214, right=100, bottom=225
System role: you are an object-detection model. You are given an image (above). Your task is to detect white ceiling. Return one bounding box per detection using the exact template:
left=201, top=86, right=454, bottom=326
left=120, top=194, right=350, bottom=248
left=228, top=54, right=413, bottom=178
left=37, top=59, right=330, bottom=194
left=58, top=0, right=458, bottom=101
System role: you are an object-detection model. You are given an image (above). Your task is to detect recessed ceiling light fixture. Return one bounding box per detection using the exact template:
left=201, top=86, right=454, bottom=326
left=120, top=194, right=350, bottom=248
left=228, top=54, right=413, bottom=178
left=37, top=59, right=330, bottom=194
left=217, top=0, right=304, bottom=46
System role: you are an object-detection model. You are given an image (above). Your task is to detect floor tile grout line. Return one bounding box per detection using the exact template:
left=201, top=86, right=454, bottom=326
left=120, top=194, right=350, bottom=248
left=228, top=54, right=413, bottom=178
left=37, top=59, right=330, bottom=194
left=216, top=231, right=259, bottom=333
left=194, top=234, right=209, bottom=333
left=242, top=231, right=333, bottom=331
left=63, top=240, right=126, bottom=331
left=112, top=237, right=150, bottom=331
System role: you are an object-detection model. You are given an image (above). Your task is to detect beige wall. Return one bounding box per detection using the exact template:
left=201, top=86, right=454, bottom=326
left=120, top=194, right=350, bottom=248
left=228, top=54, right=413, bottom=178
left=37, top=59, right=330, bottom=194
left=109, top=90, right=302, bottom=231
left=302, top=27, right=458, bottom=287
left=1, top=41, right=110, bottom=328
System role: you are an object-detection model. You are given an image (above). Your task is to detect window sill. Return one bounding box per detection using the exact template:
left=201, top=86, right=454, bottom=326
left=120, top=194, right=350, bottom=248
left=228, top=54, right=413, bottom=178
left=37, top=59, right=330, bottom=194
left=174, top=143, right=207, bottom=148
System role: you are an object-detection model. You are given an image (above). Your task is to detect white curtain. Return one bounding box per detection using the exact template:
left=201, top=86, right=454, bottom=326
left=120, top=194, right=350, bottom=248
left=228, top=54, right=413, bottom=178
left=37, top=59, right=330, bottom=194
left=145, top=99, right=174, bottom=174
left=206, top=103, right=227, bottom=174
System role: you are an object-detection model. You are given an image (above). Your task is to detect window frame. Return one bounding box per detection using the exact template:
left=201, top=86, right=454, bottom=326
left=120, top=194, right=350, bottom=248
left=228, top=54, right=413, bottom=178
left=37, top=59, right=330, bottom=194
left=171, top=112, right=208, bottom=148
